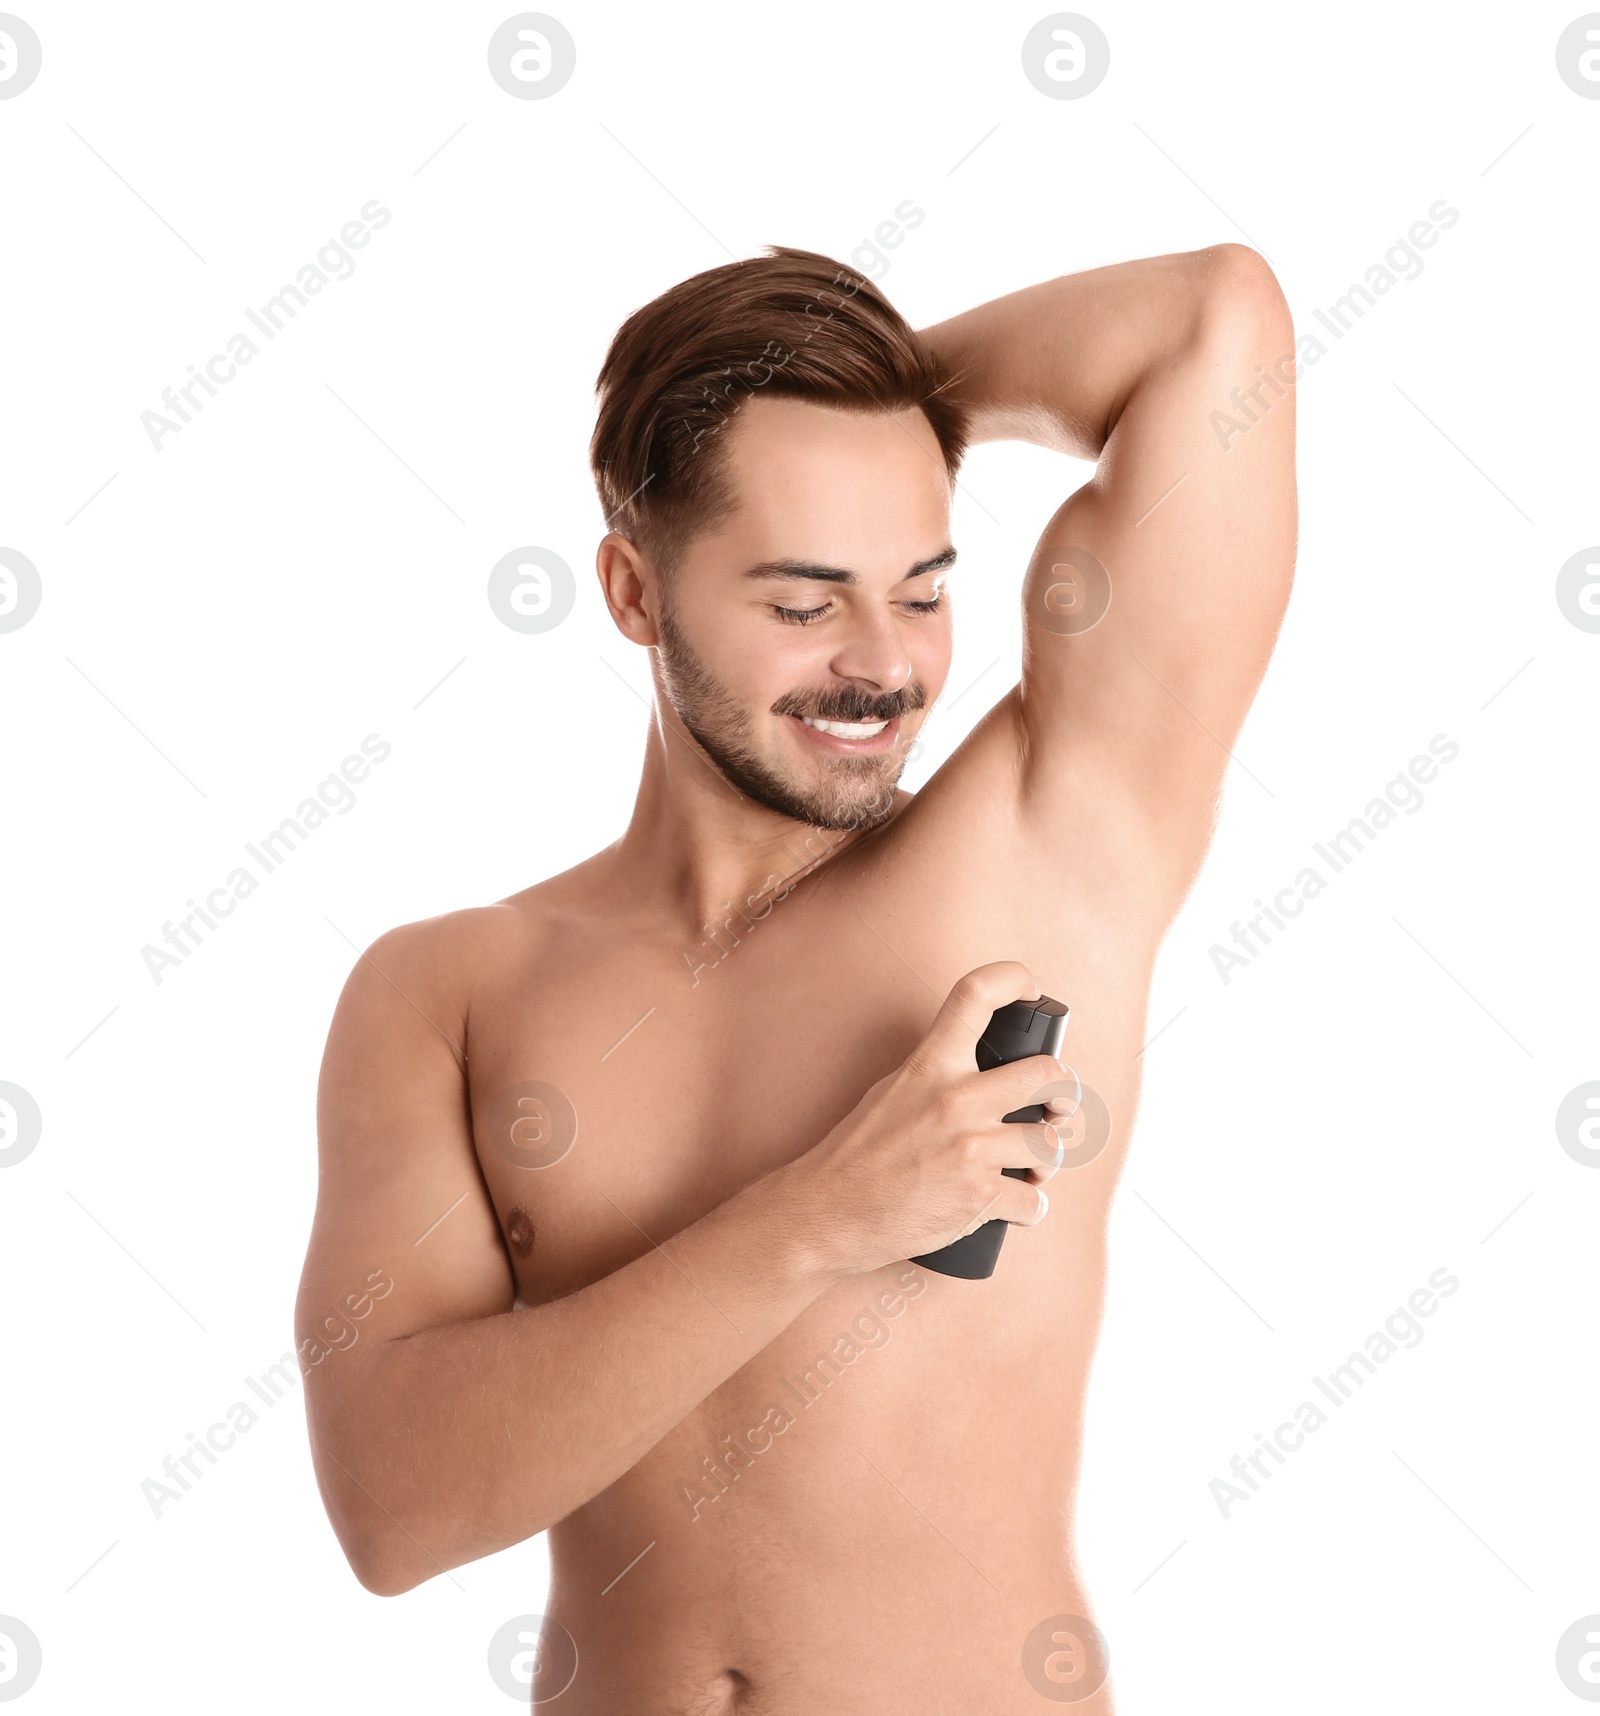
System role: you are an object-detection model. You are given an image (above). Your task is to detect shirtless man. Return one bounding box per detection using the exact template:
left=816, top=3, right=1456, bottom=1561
left=296, top=241, right=1296, bottom=1712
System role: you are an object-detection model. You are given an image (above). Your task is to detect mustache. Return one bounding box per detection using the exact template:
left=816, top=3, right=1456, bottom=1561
left=770, top=683, right=928, bottom=723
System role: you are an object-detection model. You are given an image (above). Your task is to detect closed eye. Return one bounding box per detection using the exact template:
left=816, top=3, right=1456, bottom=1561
left=770, top=589, right=945, bottom=624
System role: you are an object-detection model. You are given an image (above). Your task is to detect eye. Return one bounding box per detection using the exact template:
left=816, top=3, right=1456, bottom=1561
left=901, top=592, right=945, bottom=615
left=772, top=603, right=831, bottom=625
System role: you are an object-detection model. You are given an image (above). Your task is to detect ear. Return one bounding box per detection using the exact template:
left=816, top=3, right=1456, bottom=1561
left=595, top=532, right=662, bottom=646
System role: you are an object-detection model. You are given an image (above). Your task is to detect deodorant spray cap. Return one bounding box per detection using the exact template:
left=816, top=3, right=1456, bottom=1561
left=975, top=996, right=1070, bottom=1071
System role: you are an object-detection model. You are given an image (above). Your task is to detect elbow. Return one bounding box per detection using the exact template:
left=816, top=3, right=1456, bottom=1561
left=339, top=1519, right=434, bottom=1598
left=335, top=1513, right=418, bottom=1597
left=326, top=1479, right=559, bottom=1596
left=1195, top=243, right=1293, bottom=348
left=340, top=1510, right=558, bottom=1597
left=313, top=1435, right=450, bottom=1597
left=307, top=1373, right=455, bottom=1597
left=351, top=1555, right=425, bottom=1601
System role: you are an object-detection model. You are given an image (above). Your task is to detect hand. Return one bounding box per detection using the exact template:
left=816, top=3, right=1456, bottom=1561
left=776, top=962, right=1072, bottom=1280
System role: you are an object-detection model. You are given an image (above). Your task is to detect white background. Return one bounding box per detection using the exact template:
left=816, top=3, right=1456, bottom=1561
left=2, top=2, right=1597, bottom=1710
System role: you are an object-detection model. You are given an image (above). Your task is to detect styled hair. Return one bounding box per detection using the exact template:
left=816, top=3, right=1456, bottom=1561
left=589, top=245, right=969, bottom=572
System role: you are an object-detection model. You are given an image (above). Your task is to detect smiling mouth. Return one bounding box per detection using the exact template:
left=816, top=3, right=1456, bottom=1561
left=800, top=715, right=889, bottom=740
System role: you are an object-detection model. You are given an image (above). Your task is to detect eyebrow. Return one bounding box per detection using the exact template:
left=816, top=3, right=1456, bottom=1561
left=740, top=547, right=957, bottom=586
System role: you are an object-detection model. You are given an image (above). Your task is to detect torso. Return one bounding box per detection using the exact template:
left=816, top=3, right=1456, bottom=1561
left=461, top=705, right=1162, bottom=1713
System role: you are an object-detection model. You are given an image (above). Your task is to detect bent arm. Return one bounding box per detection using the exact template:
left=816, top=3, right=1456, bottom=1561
left=921, top=246, right=1297, bottom=908
left=297, top=919, right=835, bottom=1597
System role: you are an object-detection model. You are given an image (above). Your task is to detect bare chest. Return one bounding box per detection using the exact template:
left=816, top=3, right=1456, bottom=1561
left=461, top=867, right=1149, bottom=1306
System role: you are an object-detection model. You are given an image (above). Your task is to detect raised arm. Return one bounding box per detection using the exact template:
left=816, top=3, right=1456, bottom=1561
left=920, top=245, right=1297, bottom=906
left=297, top=931, right=1064, bottom=1594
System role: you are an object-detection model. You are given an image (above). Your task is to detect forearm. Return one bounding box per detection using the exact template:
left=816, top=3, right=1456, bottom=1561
left=309, top=1162, right=835, bottom=1595
left=919, top=246, right=1256, bottom=459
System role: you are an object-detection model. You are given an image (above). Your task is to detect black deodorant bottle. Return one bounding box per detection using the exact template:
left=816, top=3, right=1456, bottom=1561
left=910, top=995, right=1070, bottom=1280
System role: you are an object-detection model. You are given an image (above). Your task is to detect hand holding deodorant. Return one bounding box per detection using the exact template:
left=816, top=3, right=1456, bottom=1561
left=910, top=995, right=1070, bottom=1280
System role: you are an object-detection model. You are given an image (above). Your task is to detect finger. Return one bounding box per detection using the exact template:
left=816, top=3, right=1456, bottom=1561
left=973, top=1052, right=1070, bottom=1114
left=958, top=1173, right=1049, bottom=1235
left=1043, top=1094, right=1084, bottom=1145
left=992, top=1177, right=1050, bottom=1227
left=1025, top=1124, right=1066, bottom=1183
left=1041, top=1062, right=1084, bottom=1110
left=959, top=1185, right=1010, bottom=1236
left=917, top=962, right=1040, bottom=1071
left=968, top=1121, right=1063, bottom=1178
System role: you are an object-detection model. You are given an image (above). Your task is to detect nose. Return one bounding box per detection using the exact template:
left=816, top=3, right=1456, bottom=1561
left=825, top=603, right=913, bottom=693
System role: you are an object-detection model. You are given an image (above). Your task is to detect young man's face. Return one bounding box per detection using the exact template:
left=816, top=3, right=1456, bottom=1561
left=650, top=396, right=956, bottom=833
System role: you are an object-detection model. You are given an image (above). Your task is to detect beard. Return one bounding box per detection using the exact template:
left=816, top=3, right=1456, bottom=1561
left=653, top=597, right=926, bottom=833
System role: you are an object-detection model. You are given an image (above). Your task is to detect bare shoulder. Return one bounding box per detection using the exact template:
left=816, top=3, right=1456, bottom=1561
left=307, top=871, right=597, bottom=1320
left=341, top=858, right=611, bottom=1029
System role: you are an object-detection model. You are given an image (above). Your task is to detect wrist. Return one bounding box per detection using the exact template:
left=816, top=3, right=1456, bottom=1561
left=742, top=1155, right=855, bottom=1294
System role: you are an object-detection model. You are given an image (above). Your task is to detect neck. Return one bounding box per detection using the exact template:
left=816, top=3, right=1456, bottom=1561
left=607, top=693, right=867, bottom=944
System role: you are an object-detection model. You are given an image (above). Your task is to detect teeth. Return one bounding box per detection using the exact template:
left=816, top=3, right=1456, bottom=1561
left=801, top=716, right=889, bottom=739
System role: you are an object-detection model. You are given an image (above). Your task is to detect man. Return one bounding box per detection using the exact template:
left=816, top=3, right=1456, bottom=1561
left=297, top=241, right=1296, bottom=1711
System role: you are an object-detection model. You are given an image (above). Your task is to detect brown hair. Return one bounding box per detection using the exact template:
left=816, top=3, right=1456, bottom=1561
left=589, top=246, right=969, bottom=573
